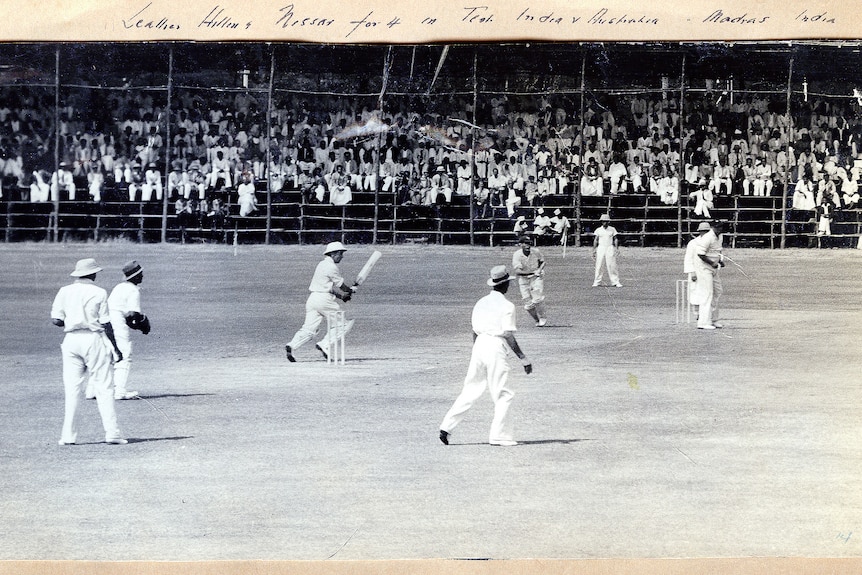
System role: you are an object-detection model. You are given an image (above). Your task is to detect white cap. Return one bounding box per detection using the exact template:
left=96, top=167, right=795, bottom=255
left=324, top=241, right=347, bottom=255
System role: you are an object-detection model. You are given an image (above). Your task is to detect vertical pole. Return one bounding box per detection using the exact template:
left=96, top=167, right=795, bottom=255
left=575, top=51, right=586, bottom=247
left=677, top=52, right=686, bottom=248
left=160, top=47, right=173, bottom=243
left=469, top=49, right=478, bottom=246
left=373, top=46, right=393, bottom=245
left=265, top=46, right=276, bottom=245
left=52, top=47, right=60, bottom=243
left=780, top=56, right=794, bottom=249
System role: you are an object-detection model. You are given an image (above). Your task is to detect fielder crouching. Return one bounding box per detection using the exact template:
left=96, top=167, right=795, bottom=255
left=285, top=241, right=357, bottom=362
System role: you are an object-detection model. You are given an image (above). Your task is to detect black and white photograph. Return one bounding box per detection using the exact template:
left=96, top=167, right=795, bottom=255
left=1, top=17, right=861, bottom=575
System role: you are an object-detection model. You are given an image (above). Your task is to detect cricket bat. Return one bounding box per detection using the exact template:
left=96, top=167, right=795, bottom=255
left=355, top=250, right=382, bottom=286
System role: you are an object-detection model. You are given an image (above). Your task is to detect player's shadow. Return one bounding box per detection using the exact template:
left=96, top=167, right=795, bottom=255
left=126, top=436, right=194, bottom=444
left=518, top=438, right=594, bottom=445
left=137, top=393, right=216, bottom=399
left=454, top=439, right=592, bottom=446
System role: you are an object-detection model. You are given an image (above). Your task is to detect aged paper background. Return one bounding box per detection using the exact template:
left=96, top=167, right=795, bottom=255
left=0, top=1, right=859, bottom=574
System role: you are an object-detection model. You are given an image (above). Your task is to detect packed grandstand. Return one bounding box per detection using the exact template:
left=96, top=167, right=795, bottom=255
left=0, top=41, right=860, bottom=247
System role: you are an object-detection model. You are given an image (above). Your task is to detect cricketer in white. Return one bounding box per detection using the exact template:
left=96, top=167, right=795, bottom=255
left=439, top=265, right=533, bottom=447
left=285, top=241, right=357, bottom=362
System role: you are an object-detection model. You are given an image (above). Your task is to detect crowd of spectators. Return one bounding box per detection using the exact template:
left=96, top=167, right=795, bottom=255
left=1, top=83, right=862, bottom=242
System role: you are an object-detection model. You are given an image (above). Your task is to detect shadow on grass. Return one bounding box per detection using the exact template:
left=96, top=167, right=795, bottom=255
left=137, top=393, right=216, bottom=400
left=450, top=438, right=594, bottom=446
left=127, top=436, right=194, bottom=444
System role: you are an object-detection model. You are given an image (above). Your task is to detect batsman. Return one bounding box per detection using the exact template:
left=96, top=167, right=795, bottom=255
left=512, top=235, right=547, bottom=327
left=285, top=242, right=377, bottom=362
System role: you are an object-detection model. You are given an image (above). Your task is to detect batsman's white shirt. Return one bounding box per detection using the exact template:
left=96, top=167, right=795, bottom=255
left=308, top=257, right=343, bottom=294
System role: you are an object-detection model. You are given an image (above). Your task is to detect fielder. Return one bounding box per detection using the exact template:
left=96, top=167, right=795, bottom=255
left=285, top=242, right=357, bottom=362
left=439, top=265, right=532, bottom=447
left=512, top=235, right=547, bottom=327
left=692, top=220, right=725, bottom=330
left=51, top=258, right=127, bottom=446
left=105, top=261, right=150, bottom=400
left=592, top=213, right=622, bottom=287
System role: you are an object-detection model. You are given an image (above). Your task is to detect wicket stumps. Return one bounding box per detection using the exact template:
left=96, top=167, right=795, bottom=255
left=325, top=310, right=347, bottom=365
left=675, top=279, right=691, bottom=324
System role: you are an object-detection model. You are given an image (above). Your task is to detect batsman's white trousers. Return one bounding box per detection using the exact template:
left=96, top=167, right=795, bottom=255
left=440, top=334, right=515, bottom=444
left=594, top=245, right=620, bottom=285
left=59, top=331, right=122, bottom=444
left=518, top=276, right=545, bottom=306
left=288, top=291, right=353, bottom=351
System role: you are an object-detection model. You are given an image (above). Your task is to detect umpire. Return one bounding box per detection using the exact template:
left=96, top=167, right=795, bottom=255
left=51, top=258, right=127, bottom=445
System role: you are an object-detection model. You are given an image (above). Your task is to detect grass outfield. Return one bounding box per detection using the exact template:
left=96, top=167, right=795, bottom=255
left=0, top=241, right=861, bottom=563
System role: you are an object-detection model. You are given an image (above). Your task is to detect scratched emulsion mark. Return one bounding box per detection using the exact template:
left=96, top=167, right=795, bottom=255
left=627, top=373, right=639, bottom=390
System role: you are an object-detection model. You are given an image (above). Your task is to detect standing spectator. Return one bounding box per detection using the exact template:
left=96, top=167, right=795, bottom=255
left=284, top=242, right=358, bottom=362
left=692, top=220, right=725, bottom=330
left=512, top=235, right=547, bottom=327
left=816, top=194, right=835, bottom=247
left=592, top=214, right=622, bottom=288
left=438, top=265, right=532, bottom=447
left=548, top=209, right=570, bottom=243
left=50, top=258, right=127, bottom=445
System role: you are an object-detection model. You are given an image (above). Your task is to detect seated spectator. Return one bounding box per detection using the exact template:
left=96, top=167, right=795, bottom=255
left=167, top=160, right=184, bottom=200
left=533, top=207, right=551, bottom=237
left=658, top=168, right=680, bottom=205
left=88, top=167, right=105, bottom=203
left=504, top=183, right=522, bottom=217
left=816, top=173, right=840, bottom=207
left=580, top=156, right=603, bottom=196
left=207, top=150, right=232, bottom=191
left=329, top=169, right=353, bottom=206
left=753, top=156, right=774, bottom=196
left=688, top=178, right=714, bottom=217
left=50, top=161, right=76, bottom=201
left=606, top=154, right=628, bottom=194
left=627, top=156, right=645, bottom=193
left=142, top=162, right=163, bottom=202
left=741, top=157, right=757, bottom=196
left=30, top=169, right=50, bottom=202
left=792, top=174, right=816, bottom=211
left=487, top=167, right=507, bottom=207
left=236, top=172, right=259, bottom=216
left=710, top=157, right=733, bottom=196
left=430, top=167, right=453, bottom=204
left=513, top=215, right=529, bottom=236
left=523, top=175, right=540, bottom=206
